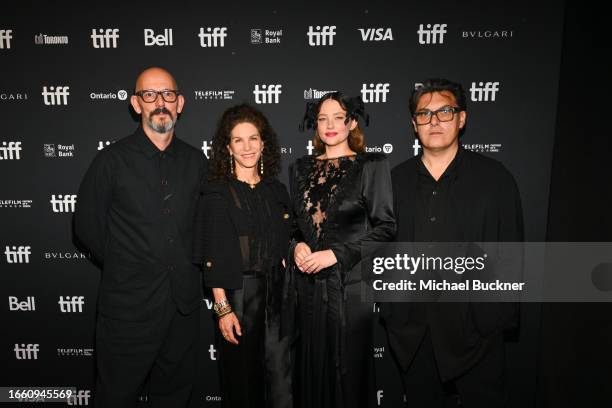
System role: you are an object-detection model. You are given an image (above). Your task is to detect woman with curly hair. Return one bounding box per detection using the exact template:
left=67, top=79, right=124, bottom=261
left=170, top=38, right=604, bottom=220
left=193, top=104, right=292, bottom=408
left=288, top=92, right=396, bottom=408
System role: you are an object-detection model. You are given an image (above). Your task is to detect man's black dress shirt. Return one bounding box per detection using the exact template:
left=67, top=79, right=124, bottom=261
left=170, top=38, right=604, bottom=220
left=75, top=126, right=207, bottom=321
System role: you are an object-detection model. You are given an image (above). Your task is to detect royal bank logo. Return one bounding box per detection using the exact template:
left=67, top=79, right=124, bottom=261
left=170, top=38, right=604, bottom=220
left=250, top=28, right=283, bottom=45
left=0, top=199, right=33, bottom=208
left=67, top=390, right=91, bottom=406
left=463, top=143, right=502, bottom=153
left=34, top=33, right=69, bottom=45
left=253, top=84, right=282, bottom=104
left=0, top=141, right=22, bottom=160
left=50, top=194, right=77, bottom=213
left=194, top=90, right=235, bottom=101
left=366, top=143, right=393, bottom=154
left=461, top=30, right=514, bottom=40
left=44, top=143, right=75, bottom=158
left=303, top=88, right=335, bottom=100
left=4, top=245, right=31, bottom=263
left=144, top=28, right=173, bottom=46
left=58, top=296, right=85, bottom=313
left=0, top=29, right=13, bottom=49
left=201, top=140, right=213, bottom=159
left=469, top=81, right=500, bottom=102
left=307, top=25, right=336, bottom=46
left=8, top=296, right=36, bottom=311
left=0, top=92, right=28, bottom=101
left=42, top=86, right=70, bottom=105
left=373, top=345, right=385, bottom=358
left=91, top=28, right=119, bottom=48
left=198, top=27, right=227, bottom=47
left=14, top=343, right=39, bottom=360
left=361, top=83, right=390, bottom=103
left=57, top=347, right=93, bottom=357
left=358, top=28, right=393, bottom=41
left=90, top=90, right=128, bottom=101
left=417, top=23, right=447, bottom=44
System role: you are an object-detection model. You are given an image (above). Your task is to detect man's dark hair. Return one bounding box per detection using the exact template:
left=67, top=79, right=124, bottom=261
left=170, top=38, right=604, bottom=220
left=409, top=78, right=467, bottom=116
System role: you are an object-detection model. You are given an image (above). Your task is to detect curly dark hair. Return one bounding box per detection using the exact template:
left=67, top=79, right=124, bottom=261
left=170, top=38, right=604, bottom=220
left=209, top=104, right=281, bottom=181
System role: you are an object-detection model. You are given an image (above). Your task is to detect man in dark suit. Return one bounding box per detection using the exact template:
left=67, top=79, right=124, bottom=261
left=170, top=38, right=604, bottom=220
left=380, top=78, right=523, bottom=408
left=74, top=67, right=207, bottom=408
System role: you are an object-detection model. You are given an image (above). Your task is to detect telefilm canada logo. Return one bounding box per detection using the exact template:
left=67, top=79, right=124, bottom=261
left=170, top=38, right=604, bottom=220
left=57, top=347, right=94, bottom=357
left=194, top=90, right=235, bottom=101
left=0, top=199, right=33, bottom=208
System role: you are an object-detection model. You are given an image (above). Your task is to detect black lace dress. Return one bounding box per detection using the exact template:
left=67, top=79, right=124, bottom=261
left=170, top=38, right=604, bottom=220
left=287, top=153, right=396, bottom=408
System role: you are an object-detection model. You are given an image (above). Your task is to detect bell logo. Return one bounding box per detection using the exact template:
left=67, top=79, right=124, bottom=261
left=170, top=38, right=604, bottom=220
left=307, top=25, right=336, bottom=46
left=58, top=296, right=85, bottom=313
left=469, top=81, right=500, bottom=102
left=417, top=23, right=447, bottom=44
left=67, top=390, right=91, bottom=406
left=359, top=28, right=393, bottom=41
left=253, top=84, right=282, bottom=104
left=0, top=29, right=13, bottom=49
left=4, top=246, right=31, bottom=263
left=199, top=27, right=227, bottom=47
left=50, top=194, right=77, bottom=213
left=14, top=343, right=39, bottom=360
left=361, top=83, right=390, bottom=103
left=0, top=141, right=22, bottom=160
left=42, top=86, right=70, bottom=106
left=91, top=28, right=119, bottom=48
left=144, top=28, right=173, bottom=46
left=8, top=296, right=36, bottom=311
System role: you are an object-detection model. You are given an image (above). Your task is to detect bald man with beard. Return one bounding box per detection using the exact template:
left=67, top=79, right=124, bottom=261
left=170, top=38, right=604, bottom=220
left=75, top=67, right=207, bottom=407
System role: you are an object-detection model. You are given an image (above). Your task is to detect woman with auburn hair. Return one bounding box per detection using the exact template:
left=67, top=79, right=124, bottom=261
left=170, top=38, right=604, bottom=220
left=287, top=92, right=396, bottom=407
left=193, top=104, right=292, bottom=408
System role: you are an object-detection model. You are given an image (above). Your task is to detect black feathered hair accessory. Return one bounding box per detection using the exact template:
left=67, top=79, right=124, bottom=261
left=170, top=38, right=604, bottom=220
left=299, top=91, right=370, bottom=132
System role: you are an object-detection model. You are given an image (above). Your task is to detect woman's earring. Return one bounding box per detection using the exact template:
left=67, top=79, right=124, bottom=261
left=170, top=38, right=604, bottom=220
left=229, top=155, right=234, bottom=174
left=259, top=157, right=264, bottom=175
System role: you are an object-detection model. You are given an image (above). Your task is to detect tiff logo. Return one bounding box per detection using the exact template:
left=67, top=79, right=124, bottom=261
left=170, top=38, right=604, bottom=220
left=5, top=246, right=31, bottom=263
left=58, top=296, right=85, bottom=313
left=209, top=344, right=217, bottom=360
left=50, top=194, right=77, bottom=213
left=306, top=140, right=315, bottom=156
left=470, top=81, right=500, bottom=102
left=307, top=25, right=336, bottom=46
left=413, top=138, right=422, bottom=156
left=201, top=140, right=213, bottom=159
left=144, top=28, right=173, bottom=46
left=377, top=390, right=384, bottom=406
left=14, top=343, right=39, bottom=360
left=253, top=84, right=282, bottom=104
left=67, top=390, right=91, bottom=406
left=42, top=86, right=70, bottom=105
left=91, top=28, right=119, bottom=48
left=359, top=28, right=393, bottom=41
left=417, top=23, right=447, bottom=44
left=361, top=83, right=390, bottom=103
left=0, top=141, right=22, bottom=160
left=0, top=29, right=13, bottom=49
left=8, top=296, right=36, bottom=311
left=199, top=27, right=227, bottom=47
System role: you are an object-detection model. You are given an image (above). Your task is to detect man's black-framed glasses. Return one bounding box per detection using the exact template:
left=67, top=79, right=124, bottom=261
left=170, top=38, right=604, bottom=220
left=134, top=89, right=180, bottom=103
left=413, top=106, right=462, bottom=125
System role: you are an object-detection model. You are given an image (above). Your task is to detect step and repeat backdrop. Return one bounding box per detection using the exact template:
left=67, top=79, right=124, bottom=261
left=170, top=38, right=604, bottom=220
left=1, top=1, right=564, bottom=407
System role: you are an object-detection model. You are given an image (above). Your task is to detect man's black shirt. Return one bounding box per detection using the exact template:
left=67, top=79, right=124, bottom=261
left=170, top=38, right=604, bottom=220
left=75, top=126, right=207, bottom=320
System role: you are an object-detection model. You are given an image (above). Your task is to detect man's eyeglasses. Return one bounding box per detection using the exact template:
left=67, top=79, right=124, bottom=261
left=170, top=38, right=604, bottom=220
left=413, top=106, right=462, bottom=125
left=134, top=89, right=180, bottom=103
